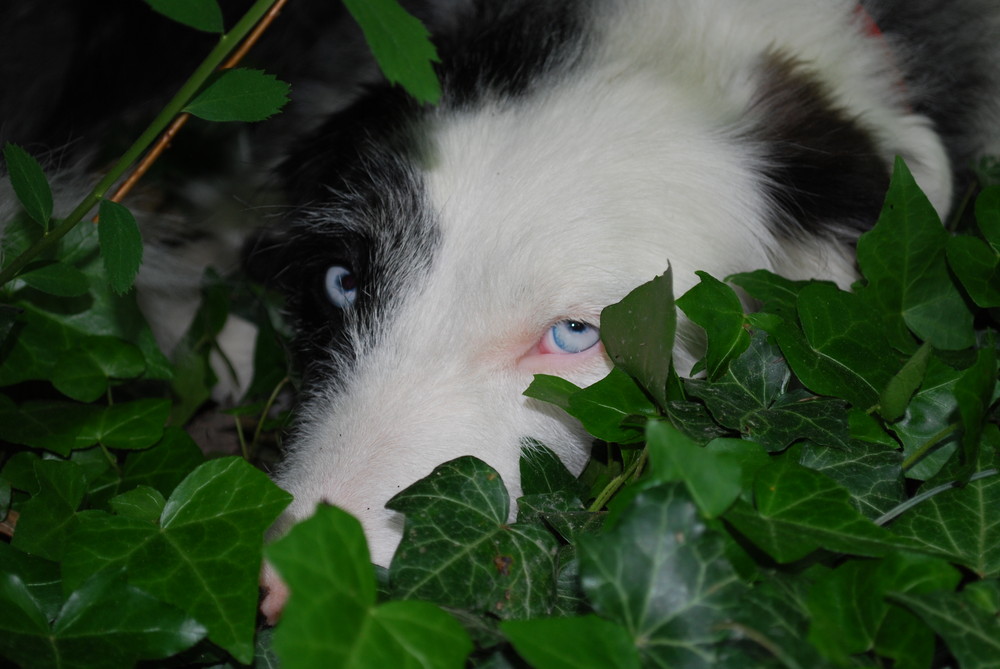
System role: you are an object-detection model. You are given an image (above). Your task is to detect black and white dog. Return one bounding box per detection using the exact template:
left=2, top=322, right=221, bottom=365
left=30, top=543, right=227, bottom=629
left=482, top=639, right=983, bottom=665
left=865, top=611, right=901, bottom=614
left=2, top=0, right=998, bottom=619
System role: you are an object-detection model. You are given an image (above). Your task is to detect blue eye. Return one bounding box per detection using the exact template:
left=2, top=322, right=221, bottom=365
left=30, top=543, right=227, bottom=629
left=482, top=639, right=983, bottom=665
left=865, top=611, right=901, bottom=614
left=545, top=320, right=600, bottom=354
left=324, top=265, right=357, bottom=309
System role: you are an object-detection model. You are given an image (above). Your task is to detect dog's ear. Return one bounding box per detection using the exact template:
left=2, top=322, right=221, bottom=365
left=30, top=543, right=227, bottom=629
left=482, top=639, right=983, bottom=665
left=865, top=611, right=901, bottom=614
left=746, top=52, right=892, bottom=240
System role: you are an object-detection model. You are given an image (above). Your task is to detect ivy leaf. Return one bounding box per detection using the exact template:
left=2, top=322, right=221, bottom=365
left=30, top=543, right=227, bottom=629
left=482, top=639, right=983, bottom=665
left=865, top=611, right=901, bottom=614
left=887, top=441, right=1000, bottom=578
left=890, top=586, right=1000, bottom=669
left=3, top=143, right=52, bottom=230
left=857, top=157, right=974, bottom=350
left=645, top=420, right=744, bottom=518
left=676, top=270, right=749, bottom=378
left=342, top=0, right=441, bottom=104
left=566, top=367, right=656, bottom=443
left=142, top=0, right=223, bottom=33
left=805, top=552, right=960, bottom=665
left=724, top=457, right=903, bottom=562
left=502, top=615, right=641, bottom=669
left=600, top=269, right=676, bottom=408
left=578, top=483, right=744, bottom=667
left=799, top=442, right=904, bottom=520
left=98, top=199, right=143, bottom=295
left=268, top=505, right=472, bottom=669
left=185, top=68, right=290, bottom=122
left=11, top=459, right=86, bottom=560
left=120, top=428, right=205, bottom=498
left=388, top=456, right=559, bottom=619
left=62, top=458, right=292, bottom=664
left=946, top=235, right=1000, bottom=308
left=879, top=341, right=933, bottom=423
left=975, top=185, right=1000, bottom=252
left=892, top=355, right=964, bottom=480
left=109, top=485, right=166, bottom=522
left=51, top=336, right=146, bottom=402
left=0, top=568, right=207, bottom=669
left=18, top=261, right=89, bottom=297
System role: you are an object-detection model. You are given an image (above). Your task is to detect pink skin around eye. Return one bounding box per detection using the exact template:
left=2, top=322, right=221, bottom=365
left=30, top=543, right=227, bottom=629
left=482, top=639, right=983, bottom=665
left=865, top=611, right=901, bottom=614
left=516, top=334, right=605, bottom=374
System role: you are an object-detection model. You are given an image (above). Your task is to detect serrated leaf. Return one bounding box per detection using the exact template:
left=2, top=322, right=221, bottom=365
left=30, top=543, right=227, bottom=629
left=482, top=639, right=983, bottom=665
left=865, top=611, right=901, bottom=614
left=600, top=270, right=676, bottom=408
left=142, top=0, right=223, bottom=33
left=857, top=158, right=974, bottom=350
left=98, top=199, right=143, bottom=295
left=388, top=457, right=559, bottom=619
left=62, top=457, right=292, bottom=663
left=890, top=588, right=1000, bottom=669
left=185, top=68, right=290, bottom=122
left=724, top=457, right=904, bottom=562
left=645, top=420, right=743, bottom=517
left=502, top=615, right=641, bottom=669
left=677, top=271, right=750, bottom=378
left=578, top=483, right=744, bottom=668
left=268, top=505, right=472, bottom=669
left=3, top=143, right=52, bottom=229
left=0, top=568, right=206, bottom=669
left=342, top=0, right=441, bottom=104
left=18, top=261, right=89, bottom=297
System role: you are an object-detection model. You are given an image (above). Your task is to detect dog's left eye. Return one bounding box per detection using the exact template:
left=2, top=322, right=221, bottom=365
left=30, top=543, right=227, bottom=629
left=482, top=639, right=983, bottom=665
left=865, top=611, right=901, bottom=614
left=324, top=265, right=358, bottom=309
left=542, top=320, right=600, bottom=354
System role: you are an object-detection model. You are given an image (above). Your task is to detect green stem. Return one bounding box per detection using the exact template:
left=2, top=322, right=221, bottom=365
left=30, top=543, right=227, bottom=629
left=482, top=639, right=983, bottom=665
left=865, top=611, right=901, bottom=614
left=876, top=468, right=999, bottom=526
left=0, top=0, right=279, bottom=288
left=901, top=422, right=959, bottom=472
left=250, top=375, right=290, bottom=457
left=588, top=447, right=649, bottom=513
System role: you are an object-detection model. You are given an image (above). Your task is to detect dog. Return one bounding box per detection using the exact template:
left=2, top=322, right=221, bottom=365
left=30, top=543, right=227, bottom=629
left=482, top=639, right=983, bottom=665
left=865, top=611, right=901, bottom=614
left=2, top=0, right=998, bottom=621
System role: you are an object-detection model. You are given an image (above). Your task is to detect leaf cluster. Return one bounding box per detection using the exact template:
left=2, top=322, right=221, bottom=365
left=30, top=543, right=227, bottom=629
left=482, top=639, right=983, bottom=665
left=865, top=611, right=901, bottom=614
left=267, top=160, right=1000, bottom=668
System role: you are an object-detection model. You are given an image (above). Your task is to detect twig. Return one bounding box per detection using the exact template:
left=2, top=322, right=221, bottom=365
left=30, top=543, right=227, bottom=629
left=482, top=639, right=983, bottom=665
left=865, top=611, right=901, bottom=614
left=107, top=0, right=291, bottom=206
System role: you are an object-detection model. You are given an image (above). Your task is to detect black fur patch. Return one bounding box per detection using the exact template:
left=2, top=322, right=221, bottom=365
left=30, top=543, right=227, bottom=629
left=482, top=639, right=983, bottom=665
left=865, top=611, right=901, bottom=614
left=748, top=53, right=890, bottom=240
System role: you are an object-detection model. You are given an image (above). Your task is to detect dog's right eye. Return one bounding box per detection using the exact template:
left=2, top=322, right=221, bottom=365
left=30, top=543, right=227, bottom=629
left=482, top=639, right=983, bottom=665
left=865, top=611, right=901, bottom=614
left=324, top=265, right=358, bottom=309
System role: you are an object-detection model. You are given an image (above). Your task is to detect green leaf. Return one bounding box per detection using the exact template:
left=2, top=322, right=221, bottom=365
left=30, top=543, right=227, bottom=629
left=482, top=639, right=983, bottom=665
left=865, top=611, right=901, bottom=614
left=892, top=355, right=964, bottom=480
left=728, top=269, right=814, bottom=319
left=0, top=568, right=206, bottom=669
left=975, top=185, right=1000, bottom=251
left=98, top=199, right=143, bottom=295
left=3, top=143, right=52, bottom=229
left=947, top=235, right=1000, bottom=308
left=11, top=459, right=86, bottom=560
left=578, top=483, right=744, bottom=667
left=724, top=457, right=903, bottom=562
left=18, top=261, right=89, bottom=297
left=880, top=341, right=933, bottom=423
left=799, top=442, right=904, bottom=520
left=95, top=398, right=171, bottom=450
left=0, top=399, right=103, bottom=454
left=566, top=366, right=656, bottom=443
left=502, top=615, right=641, bottom=669
left=519, top=440, right=583, bottom=498
left=62, top=457, right=292, bottom=664
left=109, top=485, right=166, bottom=522
left=952, top=340, right=997, bottom=474
left=388, top=457, right=559, bottom=619
left=120, top=427, right=205, bottom=498
left=890, top=587, right=1000, bottom=669
left=887, top=461, right=1000, bottom=577
left=268, top=505, right=472, bottom=669
left=342, top=0, right=441, bottom=104
left=142, top=0, right=223, bottom=33
left=677, top=271, right=750, bottom=378
left=759, top=283, right=899, bottom=409
left=600, top=269, right=676, bottom=408
left=857, top=157, right=974, bottom=350
left=806, top=552, right=960, bottom=665
left=51, top=336, right=146, bottom=402
left=185, top=68, right=291, bottom=122
left=523, top=374, right=579, bottom=412
left=645, top=420, right=743, bottom=517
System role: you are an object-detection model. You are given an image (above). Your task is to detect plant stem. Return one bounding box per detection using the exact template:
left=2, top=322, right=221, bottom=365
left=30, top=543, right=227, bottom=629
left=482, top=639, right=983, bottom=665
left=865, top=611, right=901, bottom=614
left=901, top=422, right=959, bottom=472
left=0, top=0, right=281, bottom=289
